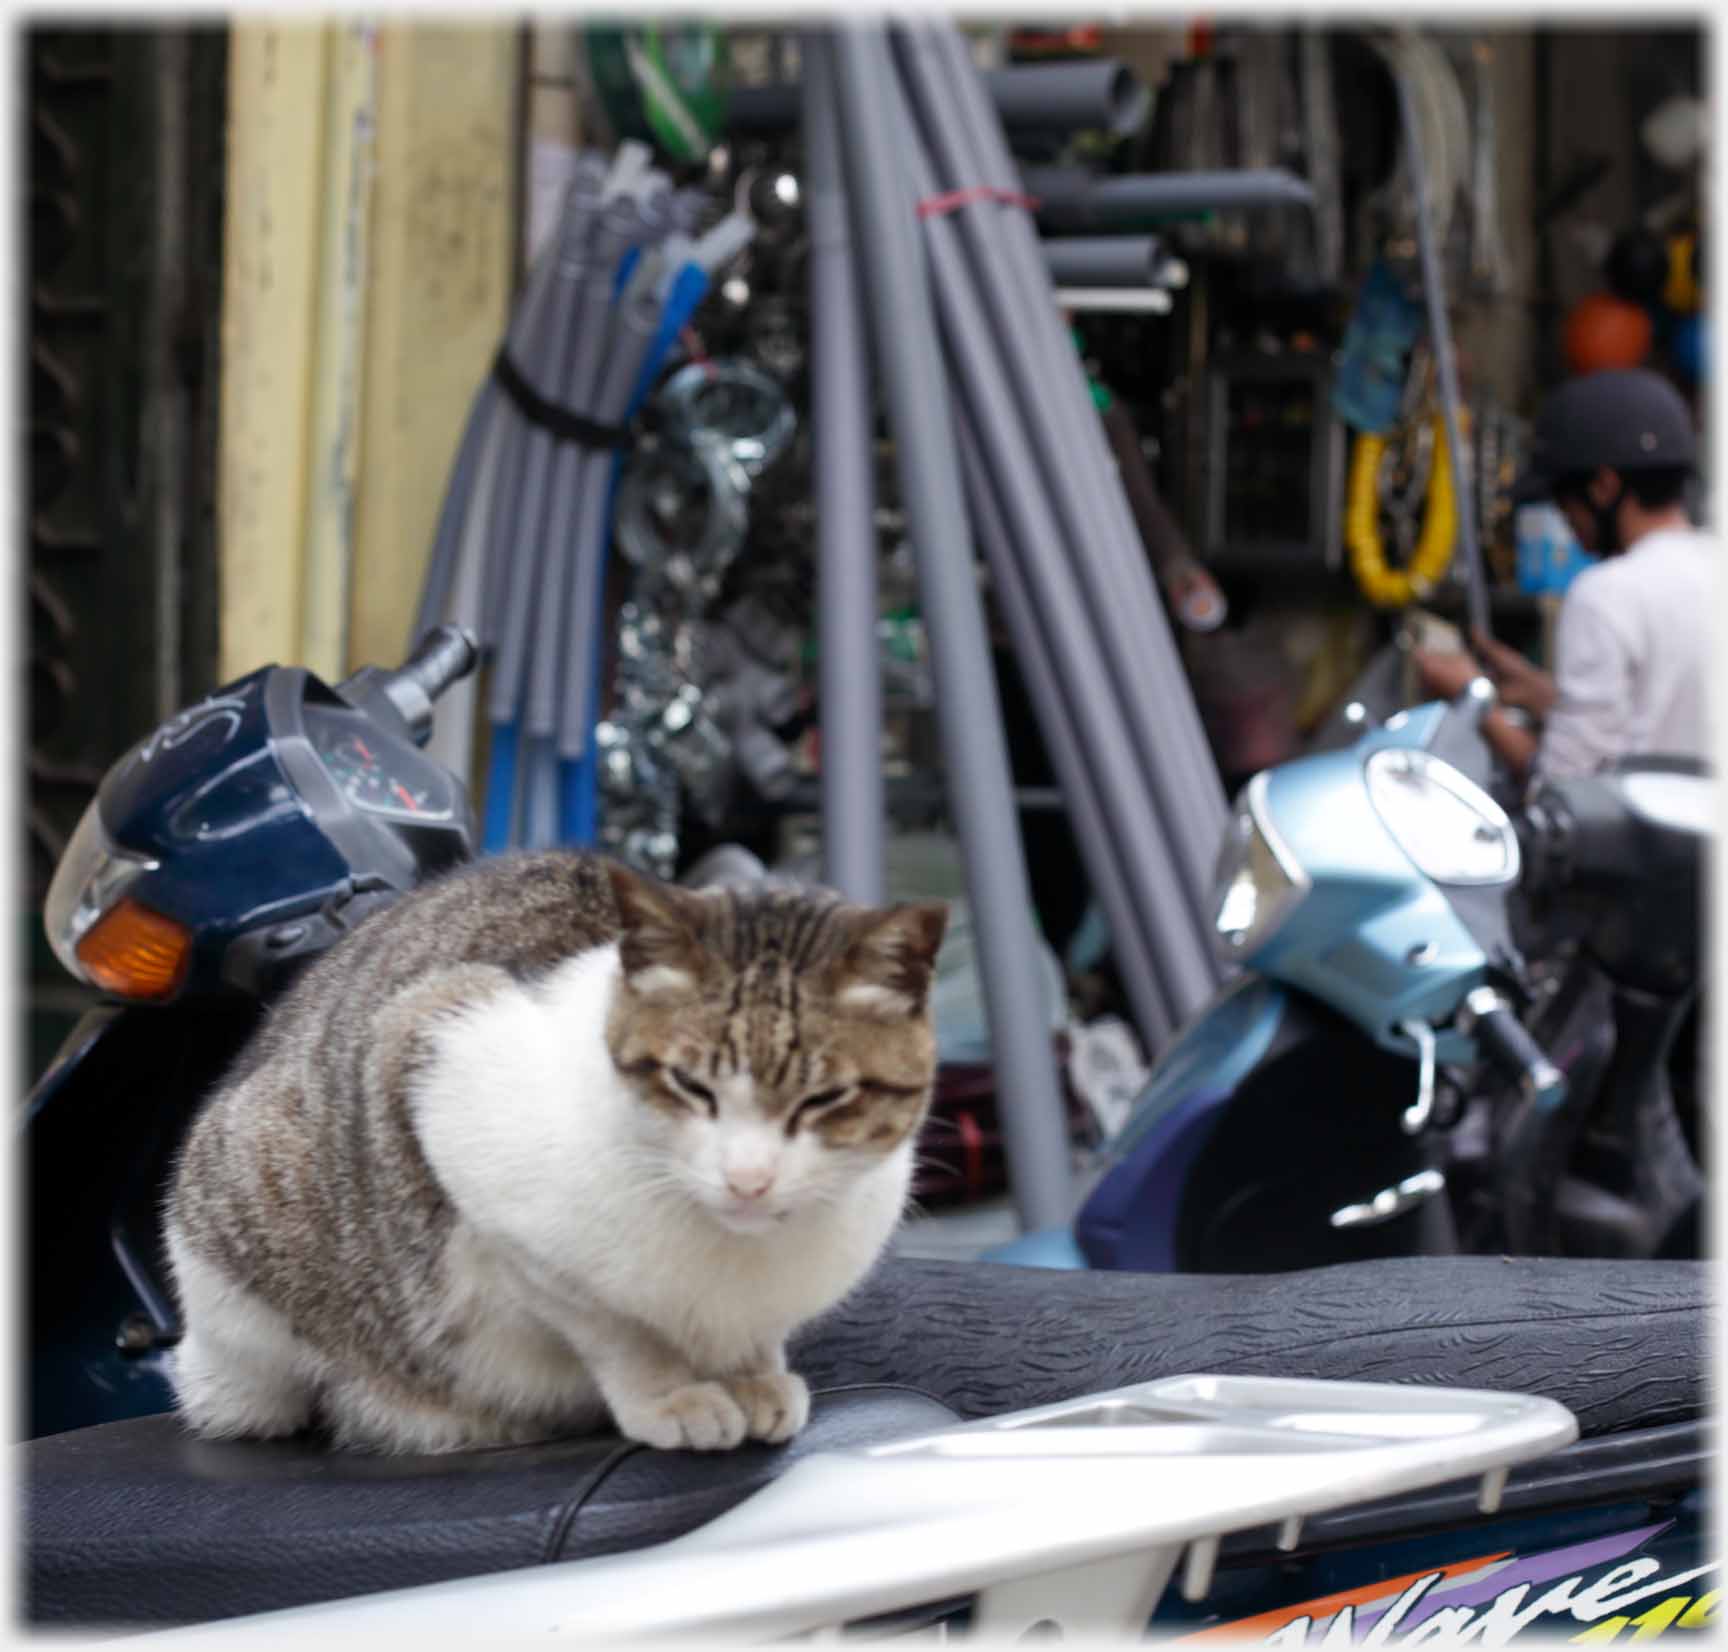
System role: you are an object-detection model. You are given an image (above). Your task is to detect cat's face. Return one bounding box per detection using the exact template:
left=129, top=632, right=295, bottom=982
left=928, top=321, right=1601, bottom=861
left=603, top=866, right=948, bottom=1236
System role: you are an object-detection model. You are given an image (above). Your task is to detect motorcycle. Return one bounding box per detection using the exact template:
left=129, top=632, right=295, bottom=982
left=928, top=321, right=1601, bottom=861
left=23, top=635, right=1713, bottom=1641
left=986, top=683, right=1709, bottom=1277
left=29, top=626, right=478, bottom=1439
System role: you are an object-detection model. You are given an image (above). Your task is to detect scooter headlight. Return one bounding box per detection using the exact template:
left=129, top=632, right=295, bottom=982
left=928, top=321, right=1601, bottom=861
left=44, top=800, right=189, bottom=999
left=1210, top=773, right=1310, bottom=959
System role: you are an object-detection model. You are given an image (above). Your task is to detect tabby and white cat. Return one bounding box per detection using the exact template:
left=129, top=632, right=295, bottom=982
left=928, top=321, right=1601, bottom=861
left=164, top=852, right=947, bottom=1456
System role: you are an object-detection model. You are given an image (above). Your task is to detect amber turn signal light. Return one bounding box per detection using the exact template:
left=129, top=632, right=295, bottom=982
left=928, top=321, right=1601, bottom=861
left=74, top=897, right=192, bottom=1001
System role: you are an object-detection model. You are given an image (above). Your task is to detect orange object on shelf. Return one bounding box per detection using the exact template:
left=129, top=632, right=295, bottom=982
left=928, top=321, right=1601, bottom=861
left=1006, top=24, right=1103, bottom=59
left=1562, top=290, right=1654, bottom=375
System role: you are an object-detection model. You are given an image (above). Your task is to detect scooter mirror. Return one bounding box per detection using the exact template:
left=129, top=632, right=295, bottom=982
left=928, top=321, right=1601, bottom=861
left=1458, top=675, right=1498, bottom=722
left=1426, top=676, right=1502, bottom=794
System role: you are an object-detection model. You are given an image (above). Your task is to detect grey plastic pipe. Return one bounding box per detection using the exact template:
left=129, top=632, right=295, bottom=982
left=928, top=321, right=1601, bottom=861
left=898, top=25, right=1226, bottom=959
left=553, top=283, right=665, bottom=755
left=803, top=32, right=886, bottom=906
left=1040, top=235, right=1168, bottom=289
left=530, top=180, right=674, bottom=742
left=925, top=25, right=1230, bottom=851
left=487, top=194, right=642, bottom=724
left=489, top=188, right=656, bottom=727
left=525, top=264, right=646, bottom=742
left=884, top=56, right=1216, bottom=1021
left=479, top=156, right=610, bottom=649
left=982, top=59, right=1151, bottom=135
left=955, top=413, right=1176, bottom=1049
left=523, top=204, right=674, bottom=843
left=829, top=23, right=1074, bottom=1231
left=933, top=29, right=1232, bottom=985
left=414, top=379, right=498, bottom=645
left=422, top=408, right=509, bottom=790
left=1393, top=63, right=1488, bottom=637
left=668, top=186, right=709, bottom=238
left=728, top=56, right=1148, bottom=137
left=1024, top=165, right=1318, bottom=229
left=418, top=153, right=610, bottom=648
left=518, top=735, right=561, bottom=848
left=480, top=239, right=599, bottom=717
left=932, top=31, right=1226, bottom=834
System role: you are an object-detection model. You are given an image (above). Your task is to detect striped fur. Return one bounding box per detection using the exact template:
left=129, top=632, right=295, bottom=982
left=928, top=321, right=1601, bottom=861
left=165, top=851, right=946, bottom=1454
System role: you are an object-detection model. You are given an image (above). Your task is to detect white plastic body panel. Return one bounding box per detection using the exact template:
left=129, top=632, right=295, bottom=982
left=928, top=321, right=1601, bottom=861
left=140, top=1373, right=1578, bottom=1644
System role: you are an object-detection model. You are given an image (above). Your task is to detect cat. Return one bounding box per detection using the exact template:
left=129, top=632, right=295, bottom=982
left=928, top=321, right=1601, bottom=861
left=164, top=851, right=947, bottom=1456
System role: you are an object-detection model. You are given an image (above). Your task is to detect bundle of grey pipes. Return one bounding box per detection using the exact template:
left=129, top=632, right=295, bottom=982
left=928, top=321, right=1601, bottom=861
left=414, top=145, right=713, bottom=849
left=807, top=22, right=1243, bottom=1226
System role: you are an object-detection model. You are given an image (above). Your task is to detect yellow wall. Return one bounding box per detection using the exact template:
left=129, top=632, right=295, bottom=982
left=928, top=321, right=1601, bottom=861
left=216, top=23, right=328, bottom=682
left=217, top=20, right=517, bottom=683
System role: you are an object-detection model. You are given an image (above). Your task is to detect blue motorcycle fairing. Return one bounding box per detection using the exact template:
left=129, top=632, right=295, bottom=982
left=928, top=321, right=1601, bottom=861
left=24, top=1004, right=122, bottom=1128
left=26, top=996, right=264, bottom=1438
left=94, top=670, right=357, bottom=991
left=1069, top=976, right=1290, bottom=1272
left=1246, top=729, right=1510, bottom=1065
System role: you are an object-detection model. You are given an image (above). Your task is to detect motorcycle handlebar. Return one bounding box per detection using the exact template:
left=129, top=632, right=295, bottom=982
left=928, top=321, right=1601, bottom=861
left=393, top=625, right=479, bottom=705
left=368, top=625, right=480, bottom=742
left=1464, top=988, right=1567, bottom=1112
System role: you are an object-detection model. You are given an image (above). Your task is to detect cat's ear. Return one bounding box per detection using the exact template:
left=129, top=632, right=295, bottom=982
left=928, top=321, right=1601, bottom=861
left=830, top=901, right=949, bottom=1020
left=605, top=862, right=707, bottom=1002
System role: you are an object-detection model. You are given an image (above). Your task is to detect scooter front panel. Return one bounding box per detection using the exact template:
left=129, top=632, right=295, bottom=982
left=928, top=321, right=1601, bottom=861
left=1073, top=978, right=1289, bottom=1272
left=1249, top=751, right=1499, bottom=1058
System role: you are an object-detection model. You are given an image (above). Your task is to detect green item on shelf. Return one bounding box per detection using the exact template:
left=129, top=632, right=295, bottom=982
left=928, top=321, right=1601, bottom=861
left=584, top=24, right=730, bottom=164
left=1070, top=327, right=1112, bottom=413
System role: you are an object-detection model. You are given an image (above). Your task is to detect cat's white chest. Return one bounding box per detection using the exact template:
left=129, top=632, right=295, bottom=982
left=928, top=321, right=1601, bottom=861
left=413, top=944, right=911, bottom=1365
left=617, top=1165, right=909, bottom=1363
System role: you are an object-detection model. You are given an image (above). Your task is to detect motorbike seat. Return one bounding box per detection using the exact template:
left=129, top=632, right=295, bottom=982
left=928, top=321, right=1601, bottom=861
left=23, top=1382, right=957, bottom=1629
left=793, top=1255, right=1712, bottom=1442
left=26, top=1255, right=1710, bottom=1630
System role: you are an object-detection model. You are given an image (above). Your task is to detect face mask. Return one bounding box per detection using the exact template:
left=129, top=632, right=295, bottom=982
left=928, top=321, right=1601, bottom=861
left=1591, top=479, right=1628, bottom=555
left=1564, top=478, right=1626, bottom=555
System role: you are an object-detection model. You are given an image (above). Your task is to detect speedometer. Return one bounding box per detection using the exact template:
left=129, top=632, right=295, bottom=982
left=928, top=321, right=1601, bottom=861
left=305, top=710, right=452, bottom=822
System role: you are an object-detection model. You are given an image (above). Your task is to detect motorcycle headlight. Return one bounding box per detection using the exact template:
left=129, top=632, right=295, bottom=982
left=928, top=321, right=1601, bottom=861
left=1211, top=773, right=1310, bottom=958
left=1364, top=748, right=1519, bottom=885
left=44, top=800, right=189, bottom=1000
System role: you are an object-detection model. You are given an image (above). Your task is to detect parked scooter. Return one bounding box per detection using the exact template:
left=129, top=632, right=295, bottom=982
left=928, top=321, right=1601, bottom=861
left=29, top=626, right=479, bottom=1438
left=24, top=637, right=1713, bottom=1641
left=993, top=683, right=1709, bottom=1276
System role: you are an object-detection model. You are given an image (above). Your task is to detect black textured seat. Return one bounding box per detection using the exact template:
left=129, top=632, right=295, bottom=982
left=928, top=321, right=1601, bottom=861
left=26, top=1255, right=1711, bottom=1629
left=792, top=1255, right=1712, bottom=1438
left=25, top=1384, right=957, bottom=1628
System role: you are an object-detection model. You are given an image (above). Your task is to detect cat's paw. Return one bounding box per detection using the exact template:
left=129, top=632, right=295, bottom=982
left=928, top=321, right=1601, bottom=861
left=615, top=1382, right=749, bottom=1451
left=726, top=1370, right=810, bottom=1444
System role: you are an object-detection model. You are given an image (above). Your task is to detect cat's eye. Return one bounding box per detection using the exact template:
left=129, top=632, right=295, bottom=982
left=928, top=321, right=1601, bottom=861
left=669, top=1068, right=718, bottom=1117
left=788, top=1087, right=850, bottom=1132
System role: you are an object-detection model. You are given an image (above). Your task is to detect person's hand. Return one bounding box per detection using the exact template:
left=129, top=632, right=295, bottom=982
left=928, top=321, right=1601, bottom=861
left=1469, top=627, right=1558, bottom=717
left=1413, top=647, right=1482, bottom=700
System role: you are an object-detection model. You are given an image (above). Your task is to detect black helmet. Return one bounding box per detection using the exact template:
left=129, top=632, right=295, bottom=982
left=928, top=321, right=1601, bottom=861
left=1514, top=368, right=1697, bottom=503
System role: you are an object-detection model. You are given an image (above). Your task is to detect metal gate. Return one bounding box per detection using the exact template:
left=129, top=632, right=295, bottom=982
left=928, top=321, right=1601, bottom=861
left=26, top=26, right=228, bottom=1078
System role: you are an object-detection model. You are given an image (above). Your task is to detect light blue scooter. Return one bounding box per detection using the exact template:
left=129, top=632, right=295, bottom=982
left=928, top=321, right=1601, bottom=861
left=996, top=679, right=1574, bottom=1274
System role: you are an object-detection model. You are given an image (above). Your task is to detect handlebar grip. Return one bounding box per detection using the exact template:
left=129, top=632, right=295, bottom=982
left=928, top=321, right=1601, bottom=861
left=397, top=625, right=479, bottom=704
left=1466, top=989, right=1567, bottom=1111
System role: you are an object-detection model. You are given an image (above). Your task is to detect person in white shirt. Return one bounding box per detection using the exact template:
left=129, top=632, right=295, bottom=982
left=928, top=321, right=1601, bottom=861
left=1416, top=368, right=1713, bottom=785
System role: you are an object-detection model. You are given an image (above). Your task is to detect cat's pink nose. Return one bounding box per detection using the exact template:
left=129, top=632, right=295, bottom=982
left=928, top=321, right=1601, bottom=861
left=725, top=1168, right=775, bottom=1201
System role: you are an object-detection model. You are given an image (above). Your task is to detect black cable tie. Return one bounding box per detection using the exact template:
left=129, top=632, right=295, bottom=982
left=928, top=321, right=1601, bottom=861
left=492, top=350, right=634, bottom=451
